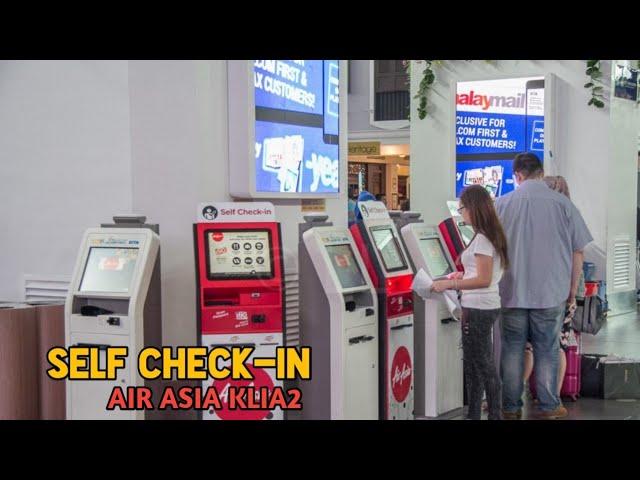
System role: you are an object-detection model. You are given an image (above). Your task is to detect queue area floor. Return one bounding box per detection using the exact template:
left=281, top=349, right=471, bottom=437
left=446, top=308, right=640, bottom=420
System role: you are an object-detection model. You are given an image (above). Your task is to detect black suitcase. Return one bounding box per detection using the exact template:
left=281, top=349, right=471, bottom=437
left=580, top=354, right=607, bottom=398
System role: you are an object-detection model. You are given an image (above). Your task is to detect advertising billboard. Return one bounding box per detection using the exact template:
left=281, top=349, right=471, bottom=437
left=253, top=60, right=340, bottom=194
left=455, top=76, right=544, bottom=198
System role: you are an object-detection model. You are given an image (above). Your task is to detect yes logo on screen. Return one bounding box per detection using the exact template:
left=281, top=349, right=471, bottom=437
left=254, top=60, right=340, bottom=194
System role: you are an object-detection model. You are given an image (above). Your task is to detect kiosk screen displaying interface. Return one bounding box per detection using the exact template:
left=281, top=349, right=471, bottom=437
left=457, top=223, right=475, bottom=246
left=80, top=247, right=139, bottom=293
left=419, top=238, right=453, bottom=278
left=447, top=200, right=475, bottom=246
left=325, top=244, right=367, bottom=289
left=207, top=230, right=273, bottom=279
left=370, top=227, right=407, bottom=272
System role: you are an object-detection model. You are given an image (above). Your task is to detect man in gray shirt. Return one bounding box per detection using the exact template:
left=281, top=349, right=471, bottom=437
left=495, top=152, right=593, bottom=419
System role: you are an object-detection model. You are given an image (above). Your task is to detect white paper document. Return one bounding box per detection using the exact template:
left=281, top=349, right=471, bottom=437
left=411, top=268, right=462, bottom=321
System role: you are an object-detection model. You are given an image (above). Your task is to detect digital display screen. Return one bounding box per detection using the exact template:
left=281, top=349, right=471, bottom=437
left=79, top=247, right=139, bottom=293
left=254, top=60, right=340, bottom=194
left=370, top=227, right=407, bottom=272
left=325, top=244, right=367, bottom=289
left=207, top=230, right=273, bottom=279
left=456, top=76, right=544, bottom=198
left=457, top=223, right=475, bottom=246
left=419, top=238, right=453, bottom=278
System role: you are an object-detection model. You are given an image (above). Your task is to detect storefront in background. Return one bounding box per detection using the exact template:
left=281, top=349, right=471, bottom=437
left=348, top=142, right=410, bottom=210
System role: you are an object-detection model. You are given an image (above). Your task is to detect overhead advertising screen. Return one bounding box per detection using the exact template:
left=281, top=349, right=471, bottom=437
left=206, top=230, right=273, bottom=279
left=455, top=76, right=544, bottom=198
left=254, top=60, right=340, bottom=195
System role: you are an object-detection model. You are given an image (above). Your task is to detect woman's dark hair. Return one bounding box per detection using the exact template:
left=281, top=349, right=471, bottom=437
left=513, top=152, right=543, bottom=179
left=459, top=185, right=509, bottom=270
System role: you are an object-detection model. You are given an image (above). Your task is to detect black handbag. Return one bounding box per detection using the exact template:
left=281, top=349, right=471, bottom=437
left=581, top=354, right=607, bottom=398
left=571, top=295, right=608, bottom=335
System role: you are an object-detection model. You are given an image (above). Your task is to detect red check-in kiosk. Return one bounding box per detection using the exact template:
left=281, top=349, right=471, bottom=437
left=438, top=201, right=475, bottom=270
left=350, top=201, right=414, bottom=420
left=194, top=202, right=285, bottom=420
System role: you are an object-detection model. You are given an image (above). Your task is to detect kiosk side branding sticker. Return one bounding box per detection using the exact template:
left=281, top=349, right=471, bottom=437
left=391, top=346, right=412, bottom=403
left=358, top=201, right=389, bottom=220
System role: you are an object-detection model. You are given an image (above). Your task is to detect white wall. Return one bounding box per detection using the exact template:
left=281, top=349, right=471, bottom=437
left=128, top=60, right=221, bottom=347
left=348, top=60, right=373, bottom=133
left=0, top=60, right=132, bottom=300
left=348, top=60, right=409, bottom=143
left=410, top=60, right=610, bottom=250
left=606, top=60, right=640, bottom=305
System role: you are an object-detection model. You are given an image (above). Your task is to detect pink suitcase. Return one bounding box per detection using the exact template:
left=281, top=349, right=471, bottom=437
left=529, top=344, right=581, bottom=402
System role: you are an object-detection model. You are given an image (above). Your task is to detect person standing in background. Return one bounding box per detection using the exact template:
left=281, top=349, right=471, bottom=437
left=354, top=190, right=376, bottom=222
left=523, top=175, right=586, bottom=399
left=495, top=153, right=593, bottom=420
left=347, top=190, right=358, bottom=227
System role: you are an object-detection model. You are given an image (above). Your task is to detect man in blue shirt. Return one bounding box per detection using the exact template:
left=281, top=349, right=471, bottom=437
left=495, top=153, right=593, bottom=419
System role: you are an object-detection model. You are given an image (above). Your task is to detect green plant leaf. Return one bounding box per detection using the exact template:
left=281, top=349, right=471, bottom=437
left=592, top=86, right=604, bottom=92
left=588, top=98, right=594, bottom=106
left=587, top=60, right=598, bottom=67
left=584, top=82, right=594, bottom=88
left=594, top=99, right=605, bottom=108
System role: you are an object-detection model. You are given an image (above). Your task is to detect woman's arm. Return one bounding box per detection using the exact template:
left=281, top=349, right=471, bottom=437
left=431, top=254, right=493, bottom=292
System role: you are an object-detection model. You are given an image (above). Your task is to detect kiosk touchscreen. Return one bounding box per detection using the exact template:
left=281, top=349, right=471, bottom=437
left=351, top=202, right=414, bottom=420
left=194, top=202, right=285, bottom=420
left=299, top=215, right=378, bottom=419
left=439, top=201, right=474, bottom=269
left=401, top=223, right=463, bottom=418
left=65, top=217, right=161, bottom=420
left=447, top=201, right=475, bottom=246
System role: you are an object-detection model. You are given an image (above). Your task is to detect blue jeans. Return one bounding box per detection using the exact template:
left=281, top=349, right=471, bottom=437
left=500, top=304, right=565, bottom=412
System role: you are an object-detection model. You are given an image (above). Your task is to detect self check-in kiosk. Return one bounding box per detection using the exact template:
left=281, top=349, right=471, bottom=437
left=299, top=215, right=378, bottom=420
left=65, top=215, right=162, bottom=420
left=194, top=202, right=285, bottom=420
left=351, top=202, right=414, bottom=420
left=401, top=221, right=464, bottom=418
left=438, top=201, right=474, bottom=269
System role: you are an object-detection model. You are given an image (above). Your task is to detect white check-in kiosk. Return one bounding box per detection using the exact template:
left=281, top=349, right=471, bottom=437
left=65, top=216, right=162, bottom=420
left=299, top=216, right=378, bottom=420
left=401, top=222, right=463, bottom=418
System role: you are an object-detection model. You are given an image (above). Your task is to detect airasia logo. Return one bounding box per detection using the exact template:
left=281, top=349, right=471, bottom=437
left=391, top=346, right=412, bottom=402
left=212, top=364, right=275, bottom=420
left=212, top=232, right=224, bottom=242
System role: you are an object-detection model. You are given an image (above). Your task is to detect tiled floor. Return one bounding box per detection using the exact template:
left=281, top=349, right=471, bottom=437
left=445, top=308, right=640, bottom=420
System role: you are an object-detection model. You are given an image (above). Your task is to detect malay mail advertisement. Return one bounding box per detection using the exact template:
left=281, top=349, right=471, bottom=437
left=455, top=76, right=544, bottom=198
left=254, top=60, right=340, bottom=194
